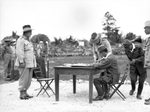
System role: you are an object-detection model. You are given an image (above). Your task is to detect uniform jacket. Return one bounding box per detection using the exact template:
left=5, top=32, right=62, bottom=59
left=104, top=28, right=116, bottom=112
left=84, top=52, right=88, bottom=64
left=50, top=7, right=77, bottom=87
left=124, top=44, right=146, bottom=74
left=1, top=45, right=12, bottom=59
left=15, top=35, right=36, bottom=68
left=11, top=46, right=16, bottom=60
left=144, top=36, right=150, bottom=68
left=93, top=54, right=120, bottom=84
left=92, top=38, right=112, bottom=61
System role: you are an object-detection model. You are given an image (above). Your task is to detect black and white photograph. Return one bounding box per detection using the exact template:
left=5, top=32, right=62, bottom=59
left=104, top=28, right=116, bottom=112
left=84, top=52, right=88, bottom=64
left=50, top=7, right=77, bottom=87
left=0, top=0, right=150, bottom=112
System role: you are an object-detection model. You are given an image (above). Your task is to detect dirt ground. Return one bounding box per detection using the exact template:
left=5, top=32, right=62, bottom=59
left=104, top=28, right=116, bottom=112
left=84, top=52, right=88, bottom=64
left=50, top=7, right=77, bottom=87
left=0, top=79, right=150, bottom=112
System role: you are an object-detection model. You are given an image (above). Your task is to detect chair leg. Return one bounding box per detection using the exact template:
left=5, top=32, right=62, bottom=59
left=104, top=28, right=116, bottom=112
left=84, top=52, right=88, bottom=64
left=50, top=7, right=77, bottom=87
left=42, top=82, right=49, bottom=95
left=36, top=81, right=51, bottom=97
left=114, top=88, right=126, bottom=99
left=112, top=85, right=126, bottom=99
left=111, top=87, right=125, bottom=100
left=41, top=82, right=51, bottom=97
left=36, top=81, right=44, bottom=97
left=109, top=84, right=125, bottom=100
left=42, top=80, right=55, bottom=95
left=46, top=80, right=55, bottom=95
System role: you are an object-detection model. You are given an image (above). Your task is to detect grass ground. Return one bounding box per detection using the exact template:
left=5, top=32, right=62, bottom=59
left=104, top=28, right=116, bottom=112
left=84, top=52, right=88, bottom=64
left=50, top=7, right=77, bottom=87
left=47, top=55, right=150, bottom=83
left=0, top=55, right=150, bottom=84
left=48, top=55, right=128, bottom=80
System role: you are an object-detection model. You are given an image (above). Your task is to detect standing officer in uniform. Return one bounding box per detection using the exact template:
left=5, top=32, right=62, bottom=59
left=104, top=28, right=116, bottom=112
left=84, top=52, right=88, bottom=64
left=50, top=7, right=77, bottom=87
left=144, top=20, right=150, bottom=105
left=90, top=32, right=112, bottom=62
left=2, top=39, right=12, bottom=80
left=123, top=40, right=146, bottom=99
left=15, top=25, right=36, bottom=100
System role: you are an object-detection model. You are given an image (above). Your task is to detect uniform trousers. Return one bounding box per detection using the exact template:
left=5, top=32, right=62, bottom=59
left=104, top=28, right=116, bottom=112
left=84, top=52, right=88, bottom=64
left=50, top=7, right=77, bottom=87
left=146, top=68, right=150, bottom=96
left=3, top=54, right=12, bottom=78
left=146, top=69, right=150, bottom=77
left=18, top=68, right=33, bottom=91
left=130, top=67, right=147, bottom=95
left=94, top=77, right=110, bottom=96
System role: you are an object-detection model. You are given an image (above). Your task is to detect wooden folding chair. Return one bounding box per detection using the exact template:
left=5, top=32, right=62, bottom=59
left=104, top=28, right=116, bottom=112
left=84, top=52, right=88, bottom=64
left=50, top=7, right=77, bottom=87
left=108, top=64, right=129, bottom=100
left=33, top=64, right=55, bottom=97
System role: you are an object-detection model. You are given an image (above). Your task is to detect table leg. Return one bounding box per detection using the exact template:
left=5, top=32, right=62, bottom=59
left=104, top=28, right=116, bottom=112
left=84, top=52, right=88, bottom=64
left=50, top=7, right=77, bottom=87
left=89, top=71, right=93, bottom=103
left=55, top=69, right=59, bottom=101
left=73, top=75, right=76, bottom=94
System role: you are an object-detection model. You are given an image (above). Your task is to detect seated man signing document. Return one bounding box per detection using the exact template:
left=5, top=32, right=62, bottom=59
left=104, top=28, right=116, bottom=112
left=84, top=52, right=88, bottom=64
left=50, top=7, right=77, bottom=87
left=92, top=45, right=120, bottom=101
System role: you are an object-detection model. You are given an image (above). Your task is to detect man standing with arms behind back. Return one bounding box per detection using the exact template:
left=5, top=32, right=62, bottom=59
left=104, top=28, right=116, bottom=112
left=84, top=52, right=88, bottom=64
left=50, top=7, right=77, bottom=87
left=144, top=21, right=150, bottom=105
left=15, top=25, right=36, bottom=100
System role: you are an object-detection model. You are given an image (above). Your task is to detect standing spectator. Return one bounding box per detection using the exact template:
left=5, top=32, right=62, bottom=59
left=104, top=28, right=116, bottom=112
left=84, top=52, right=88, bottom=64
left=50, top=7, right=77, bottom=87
left=144, top=20, right=150, bottom=105
left=15, top=25, right=36, bottom=100
left=10, top=40, right=17, bottom=80
left=34, top=41, right=47, bottom=78
left=10, top=40, right=16, bottom=61
left=36, top=41, right=44, bottom=57
left=90, top=32, right=112, bottom=62
left=123, top=40, right=146, bottom=99
left=92, top=45, right=120, bottom=101
left=1, top=39, right=12, bottom=80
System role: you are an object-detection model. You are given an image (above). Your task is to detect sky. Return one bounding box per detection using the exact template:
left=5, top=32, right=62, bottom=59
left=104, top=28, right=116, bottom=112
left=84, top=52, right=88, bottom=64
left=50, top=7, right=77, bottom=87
left=0, top=0, right=150, bottom=41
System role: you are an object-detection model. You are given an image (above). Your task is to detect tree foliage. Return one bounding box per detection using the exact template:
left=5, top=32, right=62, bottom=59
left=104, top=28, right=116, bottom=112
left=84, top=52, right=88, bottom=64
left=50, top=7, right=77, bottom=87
left=65, top=35, right=79, bottom=46
left=102, top=12, right=122, bottom=45
left=53, top=37, right=63, bottom=46
left=31, top=34, right=50, bottom=45
left=49, top=36, right=83, bottom=56
left=102, top=12, right=116, bottom=32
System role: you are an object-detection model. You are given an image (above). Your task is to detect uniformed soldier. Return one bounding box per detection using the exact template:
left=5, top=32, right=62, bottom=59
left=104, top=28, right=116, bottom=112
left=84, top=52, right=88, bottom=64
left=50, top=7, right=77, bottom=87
left=90, top=32, right=112, bottom=62
left=2, top=39, right=12, bottom=80
left=144, top=20, right=150, bottom=105
left=15, top=25, right=36, bottom=100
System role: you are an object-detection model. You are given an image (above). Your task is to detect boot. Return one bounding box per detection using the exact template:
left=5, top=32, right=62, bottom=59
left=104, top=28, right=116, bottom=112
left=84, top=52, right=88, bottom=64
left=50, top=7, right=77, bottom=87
left=103, top=85, right=110, bottom=99
left=129, top=89, right=135, bottom=95
left=20, top=90, right=28, bottom=100
left=145, top=98, right=150, bottom=105
left=136, top=94, right=142, bottom=100
left=25, top=90, right=33, bottom=98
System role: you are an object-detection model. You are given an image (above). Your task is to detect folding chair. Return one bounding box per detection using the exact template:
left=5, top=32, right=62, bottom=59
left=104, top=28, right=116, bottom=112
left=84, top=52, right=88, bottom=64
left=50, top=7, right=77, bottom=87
left=108, top=64, right=129, bottom=100
left=33, top=64, right=55, bottom=97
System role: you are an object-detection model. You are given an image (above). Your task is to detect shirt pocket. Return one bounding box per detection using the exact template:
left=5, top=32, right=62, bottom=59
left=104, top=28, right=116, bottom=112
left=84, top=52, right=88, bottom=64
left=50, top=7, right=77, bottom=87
left=24, top=41, right=33, bottom=51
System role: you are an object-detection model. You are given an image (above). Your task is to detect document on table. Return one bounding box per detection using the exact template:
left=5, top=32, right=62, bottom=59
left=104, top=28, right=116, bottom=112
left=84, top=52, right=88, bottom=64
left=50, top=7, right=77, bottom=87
left=64, top=63, right=93, bottom=67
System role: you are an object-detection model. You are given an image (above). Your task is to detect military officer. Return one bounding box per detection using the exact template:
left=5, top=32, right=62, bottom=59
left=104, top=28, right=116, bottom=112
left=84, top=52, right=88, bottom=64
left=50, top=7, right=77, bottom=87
left=2, top=39, right=12, bottom=80
left=144, top=20, right=150, bottom=105
left=15, top=25, right=36, bottom=100
left=90, top=32, right=112, bottom=62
